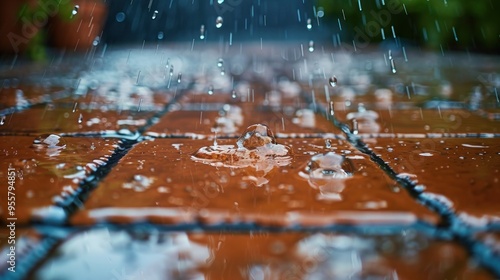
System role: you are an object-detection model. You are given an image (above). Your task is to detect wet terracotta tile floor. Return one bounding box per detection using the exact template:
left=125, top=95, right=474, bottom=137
left=0, top=46, right=499, bottom=279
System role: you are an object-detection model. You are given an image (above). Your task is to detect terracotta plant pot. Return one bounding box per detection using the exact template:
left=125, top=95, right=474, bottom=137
left=0, top=0, right=40, bottom=54
left=49, top=0, right=107, bottom=51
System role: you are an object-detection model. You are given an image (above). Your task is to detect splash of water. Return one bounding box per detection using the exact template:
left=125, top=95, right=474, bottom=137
left=192, top=124, right=293, bottom=186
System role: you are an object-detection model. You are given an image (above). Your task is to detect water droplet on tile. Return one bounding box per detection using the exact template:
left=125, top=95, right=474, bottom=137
left=123, top=175, right=154, bottom=192
left=300, top=152, right=354, bottom=201
left=306, top=152, right=354, bottom=179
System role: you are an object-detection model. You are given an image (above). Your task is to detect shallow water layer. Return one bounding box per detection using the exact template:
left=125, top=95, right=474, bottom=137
left=0, top=45, right=498, bottom=278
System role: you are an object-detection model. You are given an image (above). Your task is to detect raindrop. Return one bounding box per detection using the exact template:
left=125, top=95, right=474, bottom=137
left=329, top=76, right=337, bottom=87
left=78, top=114, right=83, bottom=124
left=325, top=139, right=332, bottom=149
left=157, top=32, right=164, bottom=40
left=329, top=101, right=335, bottom=116
left=216, top=16, right=224, bottom=28
left=115, top=12, right=126, bottom=22
left=217, top=58, right=224, bottom=68
left=388, top=50, right=396, bottom=73
left=92, top=36, right=100, bottom=46
left=0, top=115, right=5, bottom=125
left=220, top=67, right=225, bottom=76
left=169, top=65, right=174, bottom=76
left=208, top=85, right=214, bottom=95
left=218, top=0, right=224, bottom=4
left=200, top=25, right=205, bottom=39
left=352, top=119, right=359, bottom=135
left=308, top=40, right=315, bottom=52
left=390, top=58, right=397, bottom=73
left=231, top=90, right=237, bottom=99
left=306, top=18, right=312, bottom=30
left=71, top=5, right=79, bottom=18
left=152, top=10, right=158, bottom=20
left=177, top=73, right=182, bottom=83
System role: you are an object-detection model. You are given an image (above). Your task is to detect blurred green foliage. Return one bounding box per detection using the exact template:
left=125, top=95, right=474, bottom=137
left=319, top=0, right=499, bottom=52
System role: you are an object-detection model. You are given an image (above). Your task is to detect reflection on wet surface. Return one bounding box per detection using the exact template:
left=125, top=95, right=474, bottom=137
left=0, top=46, right=498, bottom=278
left=31, top=227, right=494, bottom=280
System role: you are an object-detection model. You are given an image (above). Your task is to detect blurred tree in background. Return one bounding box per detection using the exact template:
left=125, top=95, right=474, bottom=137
left=319, top=0, right=500, bottom=52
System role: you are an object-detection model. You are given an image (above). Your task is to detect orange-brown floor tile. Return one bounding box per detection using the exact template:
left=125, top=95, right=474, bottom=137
left=71, top=138, right=439, bottom=226
left=0, top=136, right=119, bottom=224
left=333, top=106, right=499, bottom=136
left=0, top=104, right=154, bottom=135
left=146, top=104, right=342, bottom=137
left=364, top=138, right=500, bottom=227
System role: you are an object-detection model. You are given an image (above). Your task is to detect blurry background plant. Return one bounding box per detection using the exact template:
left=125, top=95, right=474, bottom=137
left=319, top=0, right=500, bottom=52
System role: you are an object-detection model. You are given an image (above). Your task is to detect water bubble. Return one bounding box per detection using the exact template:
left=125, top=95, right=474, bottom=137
left=208, top=85, right=214, bottom=95
left=329, top=76, right=337, bottom=87
left=115, top=12, right=126, bottom=22
left=306, top=18, right=312, bottom=30
left=92, top=36, right=100, bottom=46
left=306, top=152, right=354, bottom=179
left=200, top=25, right=205, bottom=39
left=302, top=152, right=354, bottom=201
left=216, top=16, right=223, bottom=28
left=237, top=124, right=276, bottom=150
left=152, top=10, right=158, bottom=20
left=71, top=5, right=79, bottom=18
left=308, top=40, right=315, bottom=52
left=78, top=114, right=83, bottom=124
left=317, top=7, right=325, bottom=18
left=217, top=0, right=224, bottom=4
left=157, top=32, right=164, bottom=40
